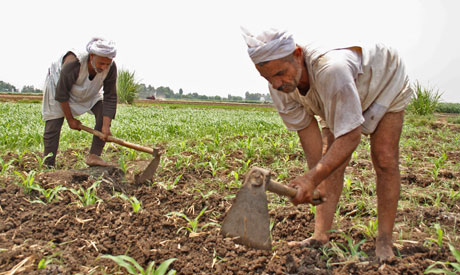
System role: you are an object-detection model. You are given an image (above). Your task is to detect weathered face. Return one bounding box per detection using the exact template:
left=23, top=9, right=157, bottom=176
left=255, top=57, right=302, bottom=93
left=89, top=54, right=113, bottom=74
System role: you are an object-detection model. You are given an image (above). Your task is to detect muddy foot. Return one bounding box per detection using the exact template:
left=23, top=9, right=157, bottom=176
left=85, top=154, right=115, bottom=167
left=287, top=237, right=328, bottom=249
left=376, top=239, right=395, bottom=262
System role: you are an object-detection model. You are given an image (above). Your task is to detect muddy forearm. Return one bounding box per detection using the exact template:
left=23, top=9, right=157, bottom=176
left=59, top=101, right=74, bottom=121
left=297, top=117, right=323, bottom=170
left=309, top=126, right=361, bottom=187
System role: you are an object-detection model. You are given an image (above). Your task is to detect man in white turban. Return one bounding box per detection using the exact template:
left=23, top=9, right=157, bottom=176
left=242, top=28, right=413, bottom=261
left=42, top=37, right=118, bottom=167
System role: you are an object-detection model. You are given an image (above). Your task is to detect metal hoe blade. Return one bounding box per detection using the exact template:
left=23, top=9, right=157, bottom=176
left=221, top=167, right=272, bottom=250
left=135, top=148, right=161, bottom=184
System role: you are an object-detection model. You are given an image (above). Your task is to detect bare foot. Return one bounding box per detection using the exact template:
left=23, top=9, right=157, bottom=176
left=376, top=238, right=395, bottom=262
left=287, top=236, right=328, bottom=248
left=85, top=154, right=114, bottom=167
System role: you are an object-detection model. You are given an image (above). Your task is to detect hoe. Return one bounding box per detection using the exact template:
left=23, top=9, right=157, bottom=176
left=221, top=166, right=324, bottom=250
left=80, top=124, right=161, bottom=184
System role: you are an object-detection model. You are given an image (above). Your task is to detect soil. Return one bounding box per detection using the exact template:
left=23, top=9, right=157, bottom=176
left=0, top=100, right=459, bottom=274
left=1, top=147, right=458, bottom=275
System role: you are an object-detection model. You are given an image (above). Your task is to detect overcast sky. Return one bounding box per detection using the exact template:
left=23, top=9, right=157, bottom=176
left=1, top=0, right=459, bottom=102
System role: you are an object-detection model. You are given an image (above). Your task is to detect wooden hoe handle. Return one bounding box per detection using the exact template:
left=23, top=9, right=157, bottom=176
left=80, top=125, right=154, bottom=154
left=266, top=180, right=324, bottom=204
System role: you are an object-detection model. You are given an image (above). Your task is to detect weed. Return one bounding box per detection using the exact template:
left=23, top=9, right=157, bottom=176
left=14, top=170, right=40, bottom=194
left=354, top=219, right=378, bottom=240
left=166, top=206, right=219, bottom=234
left=0, top=158, right=13, bottom=176
left=424, top=223, right=444, bottom=250
left=424, top=243, right=460, bottom=274
left=118, top=194, right=142, bottom=213
left=70, top=181, right=102, bottom=206
left=102, top=254, right=176, bottom=275
left=325, top=230, right=368, bottom=264
left=408, top=81, right=442, bottom=116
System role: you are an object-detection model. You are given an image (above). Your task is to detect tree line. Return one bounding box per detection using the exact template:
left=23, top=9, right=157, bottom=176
left=0, top=79, right=272, bottom=103
left=138, top=84, right=272, bottom=103
left=0, top=81, right=42, bottom=93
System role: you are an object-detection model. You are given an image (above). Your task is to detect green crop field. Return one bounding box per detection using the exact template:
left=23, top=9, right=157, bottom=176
left=0, top=101, right=459, bottom=274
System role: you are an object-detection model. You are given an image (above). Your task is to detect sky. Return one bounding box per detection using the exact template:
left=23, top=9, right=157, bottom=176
left=1, top=0, right=459, bottom=102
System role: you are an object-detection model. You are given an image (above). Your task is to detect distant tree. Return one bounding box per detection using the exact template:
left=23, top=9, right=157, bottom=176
left=179, top=88, right=184, bottom=96
left=117, top=69, right=140, bottom=104
left=0, top=81, right=18, bottom=92
left=21, top=85, right=42, bottom=93
left=156, top=86, right=175, bottom=98
left=227, top=94, right=243, bottom=102
left=244, top=91, right=263, bottom=101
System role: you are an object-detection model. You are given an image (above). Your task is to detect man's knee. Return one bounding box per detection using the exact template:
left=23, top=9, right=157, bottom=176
left=372, top=149, right=399, bottom=173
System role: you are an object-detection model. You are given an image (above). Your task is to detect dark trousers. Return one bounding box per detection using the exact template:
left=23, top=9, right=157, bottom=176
left=43, top=101, right=105, bottom=166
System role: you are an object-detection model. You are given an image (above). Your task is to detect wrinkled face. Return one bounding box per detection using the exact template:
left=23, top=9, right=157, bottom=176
left=255, top=57, right=302, bottom=93
left=89, top=54, right=113, bottom=74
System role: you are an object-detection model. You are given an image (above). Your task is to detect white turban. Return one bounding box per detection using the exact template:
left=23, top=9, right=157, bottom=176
left=241, top=27, right=296, bottom=64
left=86, top=37, right=117, bottom=59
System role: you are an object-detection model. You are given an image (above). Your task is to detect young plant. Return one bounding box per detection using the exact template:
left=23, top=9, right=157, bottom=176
left=211, top=249, right=227, bottom=269
left=33, top=152, right=52, bottom=170
left=118, top=154, right=129, bottom=174
left=14, top=170, right=41, bottom=194
left=37, top=185, right=67, bottom=203
left=119, top=194, right=142, bottom=213
left=166, top=206, right=219, bottom=234
left=70, top=181, right=102, bottom=206
left=430, top=153, right=447, bottom=182
left=193, top=188, right=217, bottom=199
left=424, top=243, right=460, bottom=275
left=424, top=223, right=444, bottom=250
left=102, top=255, right=176, bottom=275
left=327, top=231, right=368, bottom=263
left=354, top=219, right=378, bottom=240
left=0, top=158, right=13, bottom=176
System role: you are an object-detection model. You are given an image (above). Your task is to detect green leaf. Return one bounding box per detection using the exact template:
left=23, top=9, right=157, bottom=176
left=101, top=255, right=141, bottom=274
left=449, top=243, right=460, bottom=263
left=154, top=258, right=177, bottom=275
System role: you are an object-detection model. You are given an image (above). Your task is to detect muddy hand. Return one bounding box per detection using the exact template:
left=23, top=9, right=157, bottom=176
left=67, top=118, right=82, bottom=131
left=290, top=175, right=326, bottom=206
left=101, top=125, right=112, bottom=141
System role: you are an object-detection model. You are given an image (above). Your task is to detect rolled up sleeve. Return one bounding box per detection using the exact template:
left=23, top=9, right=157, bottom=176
left=102, top=62, right=118, bottom=119
left=269, top=86, right=313, bottom=131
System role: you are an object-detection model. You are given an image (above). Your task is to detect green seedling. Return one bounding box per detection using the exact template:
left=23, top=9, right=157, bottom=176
left=211, top=249, right=227, bottom=269
left=36, top=185, right=67, bottom=203
left=37, top=252, right=62, bottom=270
left=118, top=154, right=129, bottom=174
left=424, top=223, right=444, bottom=249
left=119, top=194, right=142, bottom=213
left=70, top=181, right=102, bottom=206
left=33, top=152, right=52, bottom=170
left=37, top=257, right=53, bottom=270
left=102, top=255, right=176, bottom=275
left=354, top=219, right=378, bottom=240
left=15, top=149, right=29, bottom=166
left=327, top=230, right=368, bottom=263
left=424, top=243, right=460, bottom=275
left=166, top=206, right=219, bottom=234
left=14, top=170, right=41, bottom=194
left=430, top=153, right=447, bottom=181
left=0, top=158, right=14, bottom=176
left=194, top=188, right=217, bottom=199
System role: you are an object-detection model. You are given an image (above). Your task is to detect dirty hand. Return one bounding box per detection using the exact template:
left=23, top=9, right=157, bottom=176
left=289, top=175, right=326, bottom=206
left=67, top=118, right=82, bottom=131
left=101, top=124, right=112, bottom=141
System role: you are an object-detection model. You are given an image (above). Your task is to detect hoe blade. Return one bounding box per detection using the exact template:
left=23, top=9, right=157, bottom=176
left=221, top=170, right=272, bottom=250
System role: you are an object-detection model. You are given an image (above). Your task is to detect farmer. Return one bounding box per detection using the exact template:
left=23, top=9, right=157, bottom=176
left=41, top=37, right=118, bottom=167
left=242, top=28, right=413, bottom=261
